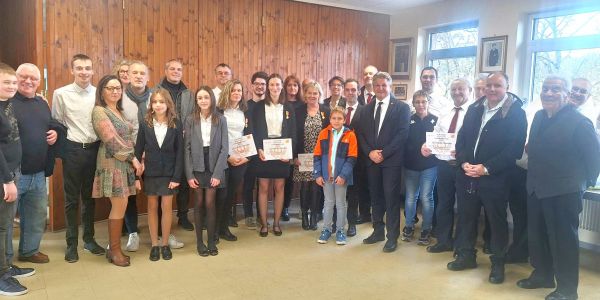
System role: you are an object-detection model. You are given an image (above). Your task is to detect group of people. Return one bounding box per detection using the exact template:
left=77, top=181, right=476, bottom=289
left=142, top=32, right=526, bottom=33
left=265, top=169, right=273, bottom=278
left=0, top=56, right=597, bottom=300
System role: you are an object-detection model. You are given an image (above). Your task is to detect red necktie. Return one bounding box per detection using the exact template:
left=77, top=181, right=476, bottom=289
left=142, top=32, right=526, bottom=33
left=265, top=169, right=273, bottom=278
left=367, top=93, right=373, bottom=104
left=448, top=107, right=460, bottom=133
left=345, top=107, right=353, bottom=126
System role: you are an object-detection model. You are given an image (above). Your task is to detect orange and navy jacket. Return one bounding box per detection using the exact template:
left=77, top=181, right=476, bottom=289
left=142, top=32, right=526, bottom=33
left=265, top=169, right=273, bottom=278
left=313, top=125, right=358, bottom=185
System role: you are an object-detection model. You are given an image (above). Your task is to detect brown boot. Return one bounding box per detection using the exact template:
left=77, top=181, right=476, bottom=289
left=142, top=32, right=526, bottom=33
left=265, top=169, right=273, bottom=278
left=107, top=219, right=130, bottom=267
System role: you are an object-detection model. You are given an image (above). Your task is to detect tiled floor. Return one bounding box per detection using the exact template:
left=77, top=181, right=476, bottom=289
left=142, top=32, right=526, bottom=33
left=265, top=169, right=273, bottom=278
left=10, top=210, right=600, bottom=300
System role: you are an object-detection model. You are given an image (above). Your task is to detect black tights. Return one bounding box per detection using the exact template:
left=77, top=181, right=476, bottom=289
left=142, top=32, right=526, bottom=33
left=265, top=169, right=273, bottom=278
left=193, top=188, right=217, bottom=248
left=300, top=181, right=320, bottom=214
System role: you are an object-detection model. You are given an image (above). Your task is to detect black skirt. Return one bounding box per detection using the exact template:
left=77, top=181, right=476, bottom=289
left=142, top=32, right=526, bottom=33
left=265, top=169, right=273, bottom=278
left=143, top=176, right=177, bottom=196
left=194, top=147, right=227, bottom=189
left=254, top=159, right=291, bottom=179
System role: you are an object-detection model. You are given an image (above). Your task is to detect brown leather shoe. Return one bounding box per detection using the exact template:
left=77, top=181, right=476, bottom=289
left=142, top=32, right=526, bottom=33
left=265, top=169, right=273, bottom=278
left=18, top=252, right=50, bottom=264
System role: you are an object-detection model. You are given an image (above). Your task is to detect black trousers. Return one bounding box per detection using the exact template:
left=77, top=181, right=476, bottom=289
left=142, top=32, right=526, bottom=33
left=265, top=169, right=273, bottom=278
left=217, top=163, right=247, bottom=232
left=124, top=194, right=138, bottom=233
left=283, top=165, right=294, bottom=210
left=355, top=157, right=371, bottom=219
left=176, top=178, right=190, bottom=218
left=433, top=160, right=458, bottom=246
left=242, top=158, right=259, bottom=218
left=63, top=141, right=99, bottom=246
left=367, top=164, right=402, bottom=240
left=528, top=192, right=582, bottom=295
left=455, top=177, right=509, bottom=258
left=507, top=166, right=528, bottom=258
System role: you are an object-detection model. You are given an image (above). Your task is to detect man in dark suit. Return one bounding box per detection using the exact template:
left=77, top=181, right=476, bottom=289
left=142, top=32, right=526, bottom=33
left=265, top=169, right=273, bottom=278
left=358, top=72, right=410, bottom=253
left=447, top=72, right=527, bottom=284
left=357, top=65, right=377, bottom=106
left=342, top=78, right=364, bottom=237
left=517, top=76, right=600, bottom=300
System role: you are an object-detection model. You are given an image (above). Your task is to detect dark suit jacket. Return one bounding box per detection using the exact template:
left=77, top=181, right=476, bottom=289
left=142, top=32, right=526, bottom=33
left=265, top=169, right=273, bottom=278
left=357, top=95, right=411, bottom=167
left=342, top=102, right=364, bottom=131
left=251, top=101, right=297, bottom=154
left=527, top=105, right=600, bottom=198
left=134, top=119, right=184, bottom=183
left=294, top=104, right=330, bottom=157
left=455, top=92, right=527, bottom=190
left=184, top=114, right=229, bottom=181
left=357, top=86, right=372, bottom=106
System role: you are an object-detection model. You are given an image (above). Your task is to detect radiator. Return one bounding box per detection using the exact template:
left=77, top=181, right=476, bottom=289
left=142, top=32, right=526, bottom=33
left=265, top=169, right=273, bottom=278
left=580, top=192, right=600, bottom=252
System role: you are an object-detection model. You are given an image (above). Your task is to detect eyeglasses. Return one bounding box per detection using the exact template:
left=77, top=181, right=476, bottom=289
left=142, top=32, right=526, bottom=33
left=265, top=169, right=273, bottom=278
left=104, top=86, right=122, bottom=92
left=571, top=86, right=589, bottom=94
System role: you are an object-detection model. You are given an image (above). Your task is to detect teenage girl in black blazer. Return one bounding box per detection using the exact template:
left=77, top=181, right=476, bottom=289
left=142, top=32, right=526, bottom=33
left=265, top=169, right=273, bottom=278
left=252, top=73, right=296, bottom=237
left=134, top=87, right=183, bottom=261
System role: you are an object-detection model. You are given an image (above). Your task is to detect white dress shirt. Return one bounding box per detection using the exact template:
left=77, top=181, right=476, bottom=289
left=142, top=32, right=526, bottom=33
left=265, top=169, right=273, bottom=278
left=224, top=108, right=245, bottom=142
left=200, top=115, right=212, bottom=147
left=52, top=83, right=98, bottom=143
left=428, top=92, right=451, bottom=118
left=433, top=100, right=471, bottom=161
left=373, top=94, right=390, bottom=136
left=265, top=103, right=283, bottom=137
left=212, top=87, right=222, bottom=101
left=153, top=119, right=168, bottom=148
left=347, top=102, right=359, bottom=123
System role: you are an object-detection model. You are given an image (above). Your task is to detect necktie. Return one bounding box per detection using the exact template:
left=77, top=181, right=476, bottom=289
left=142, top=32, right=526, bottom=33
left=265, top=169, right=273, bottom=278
left=345, top=107, right=353, bottom=126
left=367, top=93, right=373, bottom=104
left=374, top=101, right=382, bottom=137
left=447, top=107, right=460, bottom=133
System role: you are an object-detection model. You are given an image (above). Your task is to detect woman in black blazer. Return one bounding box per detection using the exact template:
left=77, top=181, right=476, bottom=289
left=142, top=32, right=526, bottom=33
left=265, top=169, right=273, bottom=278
left=293, top=82, right=330, bottom=230
left=215, top=79, right=252, bottom=242
left=134, top=87, right=183, bottom=261
left=252, top=73, right=296, bottom=237
left=184, top=86, right=229, bottom=256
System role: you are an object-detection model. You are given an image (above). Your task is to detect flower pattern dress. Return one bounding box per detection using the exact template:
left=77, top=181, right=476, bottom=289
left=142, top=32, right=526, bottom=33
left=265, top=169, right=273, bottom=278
left=91, top=106, right=136, bottom=198
left=293, top=112, right=322, bottom=182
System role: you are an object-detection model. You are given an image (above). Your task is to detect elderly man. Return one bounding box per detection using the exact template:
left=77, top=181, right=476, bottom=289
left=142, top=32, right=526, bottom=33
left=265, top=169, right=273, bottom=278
left=568, top=77, right=592, bottom=109
left=422, top=78, right=472, bottom=253
left=6, top=64, right=57, bottom=265
left=212, top=63, right=232, bottom=100
left=517, top=76, right=600, bottom=300
left=419, top=67, right=450, bottom=117
left=474, top=74, right=487, bottom=100
left=358, top=72, right=411, bottom=252
left=53, top=54, right=106, bottom=262
left=358, top=65, right=377, bottom=105
left=447, top=72, right=527, bottom=285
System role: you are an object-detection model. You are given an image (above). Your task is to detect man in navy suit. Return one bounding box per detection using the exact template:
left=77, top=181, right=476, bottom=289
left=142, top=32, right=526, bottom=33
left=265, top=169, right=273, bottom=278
left=358, top=72, right=410, bottom=253
left=517, top=76, right=600, bottom=300
left=357, top=65, right=377, bottom=106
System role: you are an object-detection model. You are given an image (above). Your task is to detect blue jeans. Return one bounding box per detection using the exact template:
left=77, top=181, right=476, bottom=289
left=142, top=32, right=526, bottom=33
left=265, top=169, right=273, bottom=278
left=404, top=167, right=437, bottom=230
left=322, top=181, right=347, bottom=232
left=6, top=171, right=47, bottom=262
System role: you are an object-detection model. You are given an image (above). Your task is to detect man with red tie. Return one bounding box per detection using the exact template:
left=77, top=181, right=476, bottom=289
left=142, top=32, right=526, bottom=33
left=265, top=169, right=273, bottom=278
left=358, top=65, right=377, bottom=106
left=421, top=78, right=472, bottom=253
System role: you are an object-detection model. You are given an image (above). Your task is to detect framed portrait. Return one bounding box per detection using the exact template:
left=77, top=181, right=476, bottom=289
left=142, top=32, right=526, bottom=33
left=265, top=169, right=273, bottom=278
left=479, top=35, right=508, bottom=73
left=392, top=83, right=408, bottom=100
left=390, top=38, right=412, bottom=80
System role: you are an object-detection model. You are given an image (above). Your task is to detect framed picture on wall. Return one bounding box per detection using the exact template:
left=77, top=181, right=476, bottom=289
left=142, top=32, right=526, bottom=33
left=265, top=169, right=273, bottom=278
left=390, top=38, right=412, bottom=80
left=479, top=35, right=508, bottom=73
left=392, top=83, right=408, bottom=100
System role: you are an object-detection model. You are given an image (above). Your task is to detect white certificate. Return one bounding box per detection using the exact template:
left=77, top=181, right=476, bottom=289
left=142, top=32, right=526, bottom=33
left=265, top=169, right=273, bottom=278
left=298, top=153, right=314, bottom=172
left=426, top=132, right=457, bottom=156
left=263, top=138, right=293, bottom=160
left=229, top=134, right=257, bottom=158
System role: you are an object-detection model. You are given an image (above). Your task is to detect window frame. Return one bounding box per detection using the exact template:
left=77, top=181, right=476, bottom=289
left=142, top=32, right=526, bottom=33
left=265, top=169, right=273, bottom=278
left=425, top=20, right=479, bottom=64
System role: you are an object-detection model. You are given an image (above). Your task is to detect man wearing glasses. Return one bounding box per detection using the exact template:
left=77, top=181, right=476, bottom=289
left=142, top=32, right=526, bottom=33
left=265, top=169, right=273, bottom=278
left=212, top=63, right=233, bottom=100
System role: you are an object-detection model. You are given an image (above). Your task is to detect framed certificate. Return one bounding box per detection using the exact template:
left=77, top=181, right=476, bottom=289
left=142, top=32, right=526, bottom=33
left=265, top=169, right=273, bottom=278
left=297, top=153, right=314, bottom=172
left=263, top=138, right=293, bottom=160
left=426, top=132, right=457, bottom=156
left=229, top=134, right=257, bottom=158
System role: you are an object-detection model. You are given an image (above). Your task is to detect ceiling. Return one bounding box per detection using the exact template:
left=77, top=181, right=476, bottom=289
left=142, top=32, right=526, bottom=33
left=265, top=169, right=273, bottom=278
left=293, top=0, right=445, bottom=14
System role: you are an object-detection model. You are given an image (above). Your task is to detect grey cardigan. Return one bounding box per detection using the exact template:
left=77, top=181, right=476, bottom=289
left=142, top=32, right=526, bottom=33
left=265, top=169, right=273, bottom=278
left=184, top=113, right=229, bottom=182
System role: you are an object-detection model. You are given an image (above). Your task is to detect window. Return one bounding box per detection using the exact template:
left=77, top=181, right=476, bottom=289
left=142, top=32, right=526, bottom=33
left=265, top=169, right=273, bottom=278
left=525, top=8, right=600, bottom=116
left=426, top=21, right=479, bottom=96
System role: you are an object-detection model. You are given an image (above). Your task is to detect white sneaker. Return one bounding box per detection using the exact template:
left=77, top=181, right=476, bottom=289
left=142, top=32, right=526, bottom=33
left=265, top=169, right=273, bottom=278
left=125, top=232, right=139, bottom=252
left=168, top=234, right=184, bottom=249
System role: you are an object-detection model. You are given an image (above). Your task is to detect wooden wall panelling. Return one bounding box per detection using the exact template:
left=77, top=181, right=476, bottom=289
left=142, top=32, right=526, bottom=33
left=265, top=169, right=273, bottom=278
left=0, top=0, right=38, bottom=69
left=46, top=0, right=124, bottom=231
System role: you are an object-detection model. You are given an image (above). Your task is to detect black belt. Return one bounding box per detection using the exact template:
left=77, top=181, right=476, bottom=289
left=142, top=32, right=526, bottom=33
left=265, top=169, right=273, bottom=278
left=67, top=140, right=100, bottom=149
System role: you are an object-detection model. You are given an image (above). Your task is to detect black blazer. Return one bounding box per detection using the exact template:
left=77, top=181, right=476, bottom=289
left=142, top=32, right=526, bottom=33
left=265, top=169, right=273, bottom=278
left=455, top=92, right=527, bottom=189
left=294, top=104, right=330, bottom=157
left=252, top=101, right=297, bottom=154
left=357, top=86, right=371, bottom=106
left=342, top=103, right=364, bottom=131
left=527, top=105, right=600, bottom=198
left=357, top=95, right=411, bottom=167
left=134, top=119, right=184, bottom=183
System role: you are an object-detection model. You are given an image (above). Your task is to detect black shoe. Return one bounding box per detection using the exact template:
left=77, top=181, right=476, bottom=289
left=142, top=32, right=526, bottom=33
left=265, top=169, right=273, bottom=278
left=178, top=216, right=194, bottom=231
left=427, top=243, right=453, bottom=253
left=400, top=226, right=414, bottom=242
left=259, top=226, right=268, bottom=237
left=149, top=246, right=160, bottom=261
left=273, top=225, right=282, bottom=236
left=219, top=229, right=238, bottom=241
left=383, top=239, right=398, bottom=253
left=363, top=231, right=385, bottom=244
left=83, top=240, right=106, bottom=256
left=197, top=244, right=209, bottom=257
left=346, top=224, right=357, bottom=237
left=281, top=208, right=290, bottom=221
left=489, top=261, right=505, bottom=284
left=64, top=245, right=79, bottom=263
left=447, top=254, right=477, bottom=271
left=161, top=246, right=172, bottom=260
left=482, top=243, right=492, bottom=254
left=208, top=244, right=218, bottom=256
left=301, top=212, right=309, bottom=230
left=309, top=213, right=318, bottom=231
left=545, top=290, right=578, bottom=300
left=517, top=278, right=556, bottom=289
